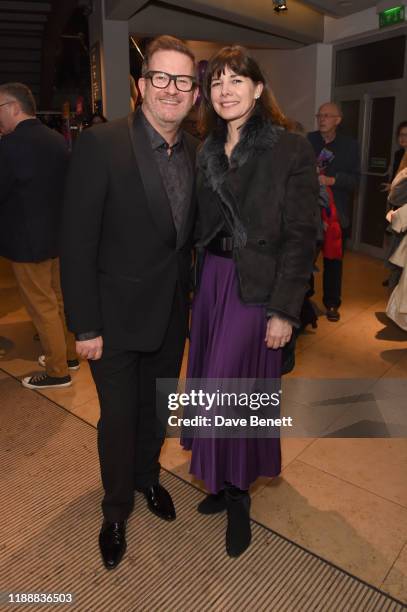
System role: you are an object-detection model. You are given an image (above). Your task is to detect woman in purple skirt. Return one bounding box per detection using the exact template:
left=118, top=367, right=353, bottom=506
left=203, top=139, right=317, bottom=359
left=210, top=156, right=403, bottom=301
left=182, top=47, right=318, bottom=557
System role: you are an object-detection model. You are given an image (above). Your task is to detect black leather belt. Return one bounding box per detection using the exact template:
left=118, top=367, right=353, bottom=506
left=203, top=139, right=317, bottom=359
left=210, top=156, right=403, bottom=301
left=206, top=235, right=234, bottom=258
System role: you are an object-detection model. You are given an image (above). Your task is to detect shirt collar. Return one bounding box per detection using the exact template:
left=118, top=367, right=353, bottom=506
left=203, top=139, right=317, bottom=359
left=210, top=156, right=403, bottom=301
left=319, top=131, right=337, bottom=147
left=140, top=108, right=182, bottom=152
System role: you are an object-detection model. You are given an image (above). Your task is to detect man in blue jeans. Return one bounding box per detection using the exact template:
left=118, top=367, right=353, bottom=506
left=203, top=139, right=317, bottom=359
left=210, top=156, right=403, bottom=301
left=308, top=102, right=360, bottom=321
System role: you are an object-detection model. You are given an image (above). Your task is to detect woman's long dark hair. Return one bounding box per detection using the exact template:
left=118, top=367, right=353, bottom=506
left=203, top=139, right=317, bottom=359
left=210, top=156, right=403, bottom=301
left=198, top=45, right=290, bottom=138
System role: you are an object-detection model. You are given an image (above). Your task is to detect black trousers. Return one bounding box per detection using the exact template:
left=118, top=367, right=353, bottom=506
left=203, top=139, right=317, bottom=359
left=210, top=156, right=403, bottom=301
left=322, top=230, right=348, bottom=309
left=89, top=291, right=187, bottom=522
left=322, top=257, right=343, bottom=309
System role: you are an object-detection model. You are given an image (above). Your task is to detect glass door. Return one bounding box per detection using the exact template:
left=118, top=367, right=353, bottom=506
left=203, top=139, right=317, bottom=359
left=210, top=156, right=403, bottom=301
left=338, top=98, right=362, bottom=242
left=333, top=32, right=407, bottom=258
left=359, top=96, right=395, bottom=255
left=335, top=89, right=406, bottom=258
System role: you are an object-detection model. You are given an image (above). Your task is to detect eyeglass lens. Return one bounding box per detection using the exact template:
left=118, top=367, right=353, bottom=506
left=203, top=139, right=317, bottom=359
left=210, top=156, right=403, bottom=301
left=148, top=72, right=194, bottom=92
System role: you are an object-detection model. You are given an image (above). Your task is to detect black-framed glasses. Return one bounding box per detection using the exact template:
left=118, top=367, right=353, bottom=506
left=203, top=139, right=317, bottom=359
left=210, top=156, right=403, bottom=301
left=144, top=71, right=196, bottom=92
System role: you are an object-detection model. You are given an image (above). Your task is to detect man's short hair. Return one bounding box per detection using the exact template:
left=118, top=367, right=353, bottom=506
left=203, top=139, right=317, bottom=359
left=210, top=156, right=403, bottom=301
left=141, top=36, right=196, bottom=76
left=0, top=82, right=36, bottom=115
left=320, top=101, right=343, bottom=117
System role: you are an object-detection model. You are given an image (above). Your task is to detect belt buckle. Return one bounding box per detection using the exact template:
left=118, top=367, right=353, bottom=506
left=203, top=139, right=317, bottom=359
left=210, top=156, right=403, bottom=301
left=221, top=237, right=233, bottom=251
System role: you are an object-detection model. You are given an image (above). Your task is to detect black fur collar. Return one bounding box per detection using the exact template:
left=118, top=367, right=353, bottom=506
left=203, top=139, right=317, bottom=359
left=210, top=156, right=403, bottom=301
left=197, top=111, right=283, bottom=248
left=198, top=111, right=283, bottom=191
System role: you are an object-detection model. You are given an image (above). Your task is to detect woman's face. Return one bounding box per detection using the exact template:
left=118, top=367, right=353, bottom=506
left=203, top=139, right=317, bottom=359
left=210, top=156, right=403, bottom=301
left=210, top=65, right=263, bottom=127
left=398, top=126, right=407, bottom=149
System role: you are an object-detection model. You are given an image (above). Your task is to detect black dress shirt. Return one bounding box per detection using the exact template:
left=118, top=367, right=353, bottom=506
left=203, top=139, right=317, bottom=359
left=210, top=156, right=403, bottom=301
left=141, top=110, right=192, bottom=232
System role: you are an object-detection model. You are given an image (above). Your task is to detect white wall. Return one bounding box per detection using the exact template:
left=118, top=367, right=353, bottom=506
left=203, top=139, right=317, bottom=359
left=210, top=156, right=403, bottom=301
left=250, top=46, right=321, bottom=132
left=315, top=43, right=333, bottom=114
left=324, top=8, right=378, bottom=43
left=187, top=40, right=222, bottom=63
left=324, top=6, right=407, bottom=43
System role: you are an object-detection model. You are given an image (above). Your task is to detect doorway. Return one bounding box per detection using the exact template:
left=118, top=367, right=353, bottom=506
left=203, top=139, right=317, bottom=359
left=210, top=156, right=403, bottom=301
left=333, top=33, right=407, bottom=258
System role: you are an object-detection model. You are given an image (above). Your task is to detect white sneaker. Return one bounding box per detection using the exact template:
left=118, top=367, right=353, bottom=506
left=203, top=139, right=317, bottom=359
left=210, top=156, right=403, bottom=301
left=38, top=355, right=80, bottom=370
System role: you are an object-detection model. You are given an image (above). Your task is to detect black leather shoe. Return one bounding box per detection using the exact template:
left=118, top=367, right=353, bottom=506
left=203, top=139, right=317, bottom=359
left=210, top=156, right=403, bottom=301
left=326, top=307, right=340, bottom=322
left=99, top=520, right=127, bottom=570
left=143, top=484, right=176, bottom=521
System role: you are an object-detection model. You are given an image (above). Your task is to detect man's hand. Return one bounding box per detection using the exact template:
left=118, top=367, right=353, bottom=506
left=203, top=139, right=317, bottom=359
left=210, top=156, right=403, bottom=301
left=76, top=336, right=103, bottom=360
left=265, top=317, right=293, bottom=349
left=319, top=175, right=335, bottom=187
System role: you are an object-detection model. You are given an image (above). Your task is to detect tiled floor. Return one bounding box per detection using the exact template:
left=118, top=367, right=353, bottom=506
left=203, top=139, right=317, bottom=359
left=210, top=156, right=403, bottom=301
left=1, top=251, right=406, bottom=603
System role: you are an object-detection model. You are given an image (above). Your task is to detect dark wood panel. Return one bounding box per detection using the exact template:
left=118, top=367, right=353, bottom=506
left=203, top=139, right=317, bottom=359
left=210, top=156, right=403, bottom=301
left=0, top=35, right=42, bottom=47
left=0, top=48, right=41, bottom=59
left=0, top=13, right=48, bottom=22
left=0, top=71, right=40, bottom=83
left=0, top=61, right=41, bottom=70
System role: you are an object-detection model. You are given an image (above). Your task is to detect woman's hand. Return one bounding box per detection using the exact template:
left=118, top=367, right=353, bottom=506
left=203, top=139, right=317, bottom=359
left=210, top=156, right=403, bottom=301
left=265, top=316, right=292, bottom=349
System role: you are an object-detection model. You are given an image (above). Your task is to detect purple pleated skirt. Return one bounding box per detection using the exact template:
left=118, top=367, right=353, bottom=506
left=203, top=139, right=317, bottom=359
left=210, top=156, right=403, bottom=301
left=182, top=252, right=282, bottom=493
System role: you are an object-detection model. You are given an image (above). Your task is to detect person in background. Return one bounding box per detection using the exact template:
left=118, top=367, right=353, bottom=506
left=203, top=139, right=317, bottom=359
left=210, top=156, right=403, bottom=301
left=0, top=82, right=78, bottom=389
left=182, top=46, right=318, bottom=558
left=388, top=121, right=407, bottom=182
left=308, top=103, right=360, bottom=322
left=385, top=168, right=407, bottom=331
left=383, top=124, right=407, bottom=287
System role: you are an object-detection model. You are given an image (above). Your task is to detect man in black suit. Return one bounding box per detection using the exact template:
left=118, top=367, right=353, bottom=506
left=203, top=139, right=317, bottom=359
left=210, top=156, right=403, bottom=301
left=61, top=36, right=198, bottom=569
left=0, top=82, right=78, bottom=388
left=308, top=102, right=360, bottom=322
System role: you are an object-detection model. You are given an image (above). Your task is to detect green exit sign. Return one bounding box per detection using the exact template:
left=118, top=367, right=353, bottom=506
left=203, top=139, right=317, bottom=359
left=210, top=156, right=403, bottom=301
left=379, top=5, right=405, bottom=27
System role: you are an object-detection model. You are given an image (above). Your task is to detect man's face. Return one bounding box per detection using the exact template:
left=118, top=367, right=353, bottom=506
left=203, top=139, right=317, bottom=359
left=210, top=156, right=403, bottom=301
left=0, top=94, right=18, bottom=135
left=317, top=104, right=342, bottom=136
left=138, top=50, right=198, bottom=131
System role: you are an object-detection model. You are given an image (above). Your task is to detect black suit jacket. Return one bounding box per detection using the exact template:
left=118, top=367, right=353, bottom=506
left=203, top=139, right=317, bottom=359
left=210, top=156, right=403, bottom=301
left=0, top=118, right=69, bottom=262
left=60, top=109, right=198, bottom=351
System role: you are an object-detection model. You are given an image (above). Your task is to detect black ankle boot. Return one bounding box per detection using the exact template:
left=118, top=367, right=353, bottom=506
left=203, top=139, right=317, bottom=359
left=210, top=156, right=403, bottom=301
left=197, top=491, right=226, bottom=515
left=225, top=486, right=251, bottom=558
